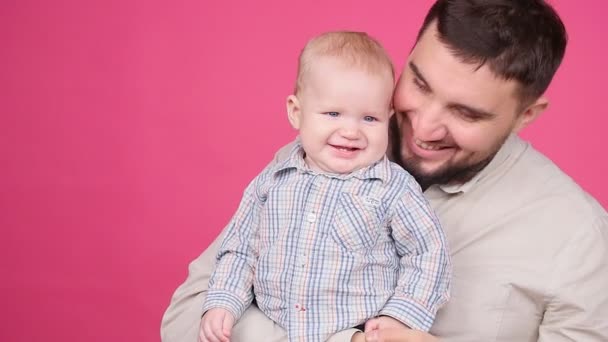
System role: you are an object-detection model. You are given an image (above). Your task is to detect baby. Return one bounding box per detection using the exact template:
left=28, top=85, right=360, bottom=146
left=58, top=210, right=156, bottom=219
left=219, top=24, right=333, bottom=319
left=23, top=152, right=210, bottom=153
left=200, top=31, right=451, bottom=342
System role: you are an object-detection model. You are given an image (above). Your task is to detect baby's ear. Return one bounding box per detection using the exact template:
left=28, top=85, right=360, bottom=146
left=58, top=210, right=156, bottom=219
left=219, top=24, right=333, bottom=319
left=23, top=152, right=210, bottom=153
left=286, top=95, right=301, bottom=129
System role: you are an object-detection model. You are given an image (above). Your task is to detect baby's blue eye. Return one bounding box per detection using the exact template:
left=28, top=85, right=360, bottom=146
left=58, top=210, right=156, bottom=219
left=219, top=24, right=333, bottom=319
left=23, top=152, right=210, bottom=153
left=326, top=112, right=340, bottom=117
left=363, top=116, right=377, bottom=122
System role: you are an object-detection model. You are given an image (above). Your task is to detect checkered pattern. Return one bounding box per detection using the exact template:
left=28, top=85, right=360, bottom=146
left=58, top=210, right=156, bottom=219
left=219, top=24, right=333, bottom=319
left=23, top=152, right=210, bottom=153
left=203, top=143, right=451, bottom=341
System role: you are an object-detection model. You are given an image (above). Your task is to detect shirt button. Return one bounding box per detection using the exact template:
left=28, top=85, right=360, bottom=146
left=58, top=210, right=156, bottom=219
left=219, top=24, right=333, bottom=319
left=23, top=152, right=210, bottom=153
left=306, top=213, right=316, bottom=223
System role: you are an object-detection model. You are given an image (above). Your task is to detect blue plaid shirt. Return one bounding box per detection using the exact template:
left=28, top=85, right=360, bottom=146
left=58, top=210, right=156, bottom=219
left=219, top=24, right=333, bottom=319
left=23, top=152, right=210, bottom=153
left=203, top=142, right=451, bottom=341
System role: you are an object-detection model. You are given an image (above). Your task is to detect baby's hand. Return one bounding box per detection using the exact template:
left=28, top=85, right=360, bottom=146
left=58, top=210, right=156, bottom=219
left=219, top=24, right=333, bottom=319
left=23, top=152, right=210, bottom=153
left=365, top=315, right=406, bottom=332
left=364, top=316, right=438, bottom=342
left=199, top=308, right=235, bottom=342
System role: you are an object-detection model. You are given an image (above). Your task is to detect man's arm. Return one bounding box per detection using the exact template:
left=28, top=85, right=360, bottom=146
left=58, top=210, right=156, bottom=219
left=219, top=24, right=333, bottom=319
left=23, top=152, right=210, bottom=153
left=538, top=215, right=608, bottom=341
left=160, top=142, right=295, bottom=342
left=161, top=232, right=224, bottom=342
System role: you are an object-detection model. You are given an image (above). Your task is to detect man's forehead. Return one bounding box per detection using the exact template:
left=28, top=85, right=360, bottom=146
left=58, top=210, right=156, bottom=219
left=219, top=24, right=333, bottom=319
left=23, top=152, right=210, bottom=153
left=406, top=28, right=520, bottom=114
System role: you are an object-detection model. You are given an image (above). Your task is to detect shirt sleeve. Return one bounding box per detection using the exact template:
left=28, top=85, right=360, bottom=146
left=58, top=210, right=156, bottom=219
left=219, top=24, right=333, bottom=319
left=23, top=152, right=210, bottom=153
left=538, top=215, right=608, bottom=341
left=379, top=183, right=451, bottom=331
left=202, top=169, right=270, bottom=321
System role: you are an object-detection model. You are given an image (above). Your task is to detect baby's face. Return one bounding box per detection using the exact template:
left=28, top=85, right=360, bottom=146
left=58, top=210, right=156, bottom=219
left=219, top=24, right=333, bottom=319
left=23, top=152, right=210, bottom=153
left=291, top=57, right=394, bottom=174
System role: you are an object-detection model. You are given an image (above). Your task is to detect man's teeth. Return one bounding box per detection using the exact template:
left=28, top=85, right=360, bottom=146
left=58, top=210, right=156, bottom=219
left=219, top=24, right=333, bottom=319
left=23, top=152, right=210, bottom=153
left=415, top=139, right=442, bottom=151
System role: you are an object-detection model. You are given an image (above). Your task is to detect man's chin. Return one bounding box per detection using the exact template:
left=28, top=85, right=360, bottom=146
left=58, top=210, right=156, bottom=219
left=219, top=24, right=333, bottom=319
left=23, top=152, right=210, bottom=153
left=401, top=160, right=449, bottom=190
left=402, top=154, right=495, bottom=191
left=405, top=160, right=444, bottom=178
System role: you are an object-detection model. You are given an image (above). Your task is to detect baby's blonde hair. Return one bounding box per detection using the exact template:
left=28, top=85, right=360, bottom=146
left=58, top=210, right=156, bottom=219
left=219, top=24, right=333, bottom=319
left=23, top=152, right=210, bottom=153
left=295, top=31, right=395, bottom=94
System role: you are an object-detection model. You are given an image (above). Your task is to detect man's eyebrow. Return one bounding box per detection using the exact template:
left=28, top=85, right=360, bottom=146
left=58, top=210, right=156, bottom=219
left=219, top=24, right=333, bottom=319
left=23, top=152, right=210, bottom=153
left=449, top=103, right=496, bottom=120
left=409, top=61, right=432, bottom=91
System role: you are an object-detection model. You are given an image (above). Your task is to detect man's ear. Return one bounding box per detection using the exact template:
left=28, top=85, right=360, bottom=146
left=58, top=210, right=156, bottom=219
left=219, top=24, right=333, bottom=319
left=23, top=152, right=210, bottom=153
left=286, top=95, right=301, bottom=129
left=513, top=96, right=548, bottom=133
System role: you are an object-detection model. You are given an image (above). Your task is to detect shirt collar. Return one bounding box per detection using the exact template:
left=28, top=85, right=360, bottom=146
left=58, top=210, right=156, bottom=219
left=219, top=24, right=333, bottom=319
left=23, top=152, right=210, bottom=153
left=436, top=134, right=526, bottom=194
left=273, top=140, right=391, bottom=183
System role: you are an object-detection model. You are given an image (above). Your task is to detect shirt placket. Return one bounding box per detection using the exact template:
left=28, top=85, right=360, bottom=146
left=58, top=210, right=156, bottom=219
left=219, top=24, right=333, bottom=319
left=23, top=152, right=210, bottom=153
left=289, top=173, right=326, bottom=340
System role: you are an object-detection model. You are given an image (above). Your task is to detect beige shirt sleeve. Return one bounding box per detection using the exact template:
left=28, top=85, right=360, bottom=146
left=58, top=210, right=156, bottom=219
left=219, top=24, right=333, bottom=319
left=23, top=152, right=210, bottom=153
left=538, top=215, right=608, bottom=341
left=160, top=142, right=295, bottom=342
left=160, top=231, right=223, bottom=342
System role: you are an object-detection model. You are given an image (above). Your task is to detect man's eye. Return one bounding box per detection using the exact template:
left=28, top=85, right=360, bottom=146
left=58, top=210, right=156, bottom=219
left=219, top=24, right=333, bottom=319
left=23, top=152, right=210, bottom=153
left=455, top=109, right=481, bottom=122
left=325, top=112, right=340, bottom=117
left=413, top=78, right=430, bottom=93
left=363, top=116, right=377, bottom=122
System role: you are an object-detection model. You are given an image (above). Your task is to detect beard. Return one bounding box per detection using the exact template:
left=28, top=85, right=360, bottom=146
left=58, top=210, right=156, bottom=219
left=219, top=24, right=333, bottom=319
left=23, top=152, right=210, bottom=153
left=388, top=116, right=504, bottom=191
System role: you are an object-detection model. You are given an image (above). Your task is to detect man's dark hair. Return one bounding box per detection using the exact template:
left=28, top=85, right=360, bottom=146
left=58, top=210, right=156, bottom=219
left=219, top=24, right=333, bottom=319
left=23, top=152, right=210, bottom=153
left=418, top=0, right=567, bottom=106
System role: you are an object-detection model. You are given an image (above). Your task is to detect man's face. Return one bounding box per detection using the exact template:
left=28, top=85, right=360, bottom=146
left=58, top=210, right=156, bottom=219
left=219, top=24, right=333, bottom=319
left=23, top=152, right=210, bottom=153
left=392, top=23, right=526, bottom=188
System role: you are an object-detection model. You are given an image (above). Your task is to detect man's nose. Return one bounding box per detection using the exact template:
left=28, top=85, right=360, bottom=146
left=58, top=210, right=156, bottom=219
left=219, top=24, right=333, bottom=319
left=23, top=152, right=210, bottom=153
left=410, top=103, right=448, bottom=140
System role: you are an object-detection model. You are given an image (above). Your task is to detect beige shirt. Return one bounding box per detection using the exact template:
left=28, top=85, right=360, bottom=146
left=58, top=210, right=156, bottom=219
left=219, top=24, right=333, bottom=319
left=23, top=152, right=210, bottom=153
left=161, top=134, right=608, bottom=342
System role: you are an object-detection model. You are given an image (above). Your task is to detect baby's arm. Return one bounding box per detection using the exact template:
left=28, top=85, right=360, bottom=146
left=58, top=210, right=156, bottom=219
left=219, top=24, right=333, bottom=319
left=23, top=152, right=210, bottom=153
left=380, top=179, right=451, bottom=331
left=202, top=169, right=270, bottom=321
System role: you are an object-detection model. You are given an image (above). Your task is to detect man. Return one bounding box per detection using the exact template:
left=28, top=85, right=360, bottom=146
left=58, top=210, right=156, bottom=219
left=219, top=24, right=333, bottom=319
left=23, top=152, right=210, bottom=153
left=162, top=1, right=608, bottom=341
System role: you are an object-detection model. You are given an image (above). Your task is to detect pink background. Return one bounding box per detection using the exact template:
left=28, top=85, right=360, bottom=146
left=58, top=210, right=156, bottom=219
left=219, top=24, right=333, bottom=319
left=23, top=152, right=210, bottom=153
left=1, top=0, right=606, bottom=341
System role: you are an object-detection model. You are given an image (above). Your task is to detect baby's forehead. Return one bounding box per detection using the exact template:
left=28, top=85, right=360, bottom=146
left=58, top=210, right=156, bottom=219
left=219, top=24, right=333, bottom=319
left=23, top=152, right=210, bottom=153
left=301, top=73, right=394, bottom=113
left=300, top=56, right=393, bottom=88
left=304, top=54, right=392, bottom=77
left=296, top=53, right=394, bottom=95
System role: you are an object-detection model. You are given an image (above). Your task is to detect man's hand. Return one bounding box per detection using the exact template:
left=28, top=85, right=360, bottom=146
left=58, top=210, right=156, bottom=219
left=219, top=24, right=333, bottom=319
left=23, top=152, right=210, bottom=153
left=199, top=308, right=235, bottom=342
left=363, top=316, right=439, bottom=342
